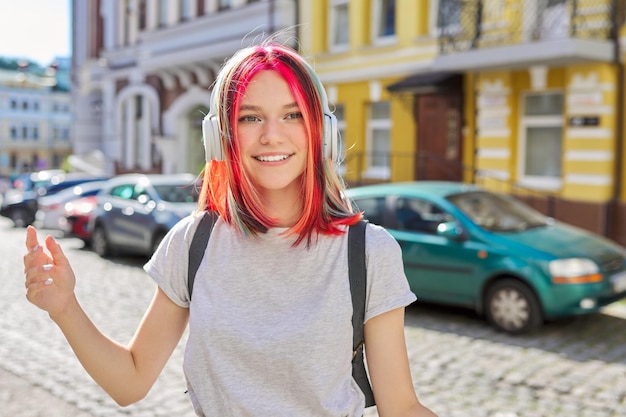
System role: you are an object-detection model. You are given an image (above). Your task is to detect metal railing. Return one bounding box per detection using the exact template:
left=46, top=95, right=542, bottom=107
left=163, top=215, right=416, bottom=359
left=437, top=0, right=618, bottom=54
left=343, top=150, right=559, bottom=217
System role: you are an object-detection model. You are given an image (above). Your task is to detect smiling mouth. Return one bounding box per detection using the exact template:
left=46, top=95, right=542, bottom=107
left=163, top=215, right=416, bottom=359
left=255, top=154, right=292, bottom=162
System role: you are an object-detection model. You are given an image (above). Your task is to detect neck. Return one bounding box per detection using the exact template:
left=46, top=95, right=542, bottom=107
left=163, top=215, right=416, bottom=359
left=261, top=186, right=303, bottom=227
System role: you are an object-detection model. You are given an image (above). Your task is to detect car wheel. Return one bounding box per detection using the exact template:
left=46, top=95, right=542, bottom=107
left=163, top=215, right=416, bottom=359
left=485, top=278, right=543, bottom=335
left=91, top=225, right=111, bottom=258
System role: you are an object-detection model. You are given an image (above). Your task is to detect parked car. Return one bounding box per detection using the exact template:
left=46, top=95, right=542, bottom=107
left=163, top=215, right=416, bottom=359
left=35, top=180, right=107, bottom=230
left=90, top=173, right=199, bottom=257
left=63, top=195, right=99, bottom=244
left=346, top=181, right=626, bottom=334
left=0, top=174, right=108, bottom=227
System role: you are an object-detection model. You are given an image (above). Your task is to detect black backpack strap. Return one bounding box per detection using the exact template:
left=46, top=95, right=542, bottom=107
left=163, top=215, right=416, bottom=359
left=348, top=220, right=375, bottom=407
left=187, top=211, right=218, bottom=301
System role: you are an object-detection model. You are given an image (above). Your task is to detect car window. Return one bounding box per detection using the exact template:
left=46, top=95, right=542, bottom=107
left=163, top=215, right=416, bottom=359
left=153, top=184, right=199, bottom=203
left=351, top=197, right=386, bottom=227
left=110, top=184, right=135, bottom=200
left=448, top=191, right=548, bottom=232
left=393, top=197, right=454, bottom=234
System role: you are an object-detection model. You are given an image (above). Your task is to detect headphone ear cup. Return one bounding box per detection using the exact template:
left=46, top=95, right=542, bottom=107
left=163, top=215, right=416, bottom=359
left=202, top=115, right=223, bottom=162
left=323, top=112, right=339, bottom=162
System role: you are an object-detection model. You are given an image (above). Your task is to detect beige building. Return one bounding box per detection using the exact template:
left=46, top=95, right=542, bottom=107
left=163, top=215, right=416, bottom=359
left=72, top=0, right=297, bottom=176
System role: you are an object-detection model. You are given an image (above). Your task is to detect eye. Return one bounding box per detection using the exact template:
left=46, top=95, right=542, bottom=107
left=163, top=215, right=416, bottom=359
left=285, top=112, right=303, bottom=120
left=238, top=115, right=260, bottom=123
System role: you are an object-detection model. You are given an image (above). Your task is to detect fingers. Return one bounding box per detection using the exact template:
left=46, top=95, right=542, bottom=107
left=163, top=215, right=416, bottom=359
left=25, top=263, right=55, bottom=292
left=25, top=225, right=40, bottom=252
left=45, top=235, right=70, bottom=266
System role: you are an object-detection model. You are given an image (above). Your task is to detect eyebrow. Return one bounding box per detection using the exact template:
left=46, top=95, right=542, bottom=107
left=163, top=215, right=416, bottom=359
left=239, top=102, right=300, bottom=112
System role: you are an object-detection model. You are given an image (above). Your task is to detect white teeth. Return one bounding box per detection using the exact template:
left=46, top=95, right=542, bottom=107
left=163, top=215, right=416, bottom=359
left=256, top=154, right=289, bottom=162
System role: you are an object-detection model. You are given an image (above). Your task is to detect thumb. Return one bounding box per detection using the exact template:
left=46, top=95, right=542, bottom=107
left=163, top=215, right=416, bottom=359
left=44, top=235, right=70, bottom=266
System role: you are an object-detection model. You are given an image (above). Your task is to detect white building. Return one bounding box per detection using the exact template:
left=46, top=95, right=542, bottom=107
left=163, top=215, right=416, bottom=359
left=72, top=0, right=297, bottom=176
left=0, top=60, right=72, bottom=176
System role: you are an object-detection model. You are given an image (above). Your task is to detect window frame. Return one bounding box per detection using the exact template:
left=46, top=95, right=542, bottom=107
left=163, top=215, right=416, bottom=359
left=371, top=0, right=397, bottom=45
left=517, top=91, right=564, bottom=191
left=364, top=101, right=391, bottom=180
left=328, top=0, right=350, bottom=52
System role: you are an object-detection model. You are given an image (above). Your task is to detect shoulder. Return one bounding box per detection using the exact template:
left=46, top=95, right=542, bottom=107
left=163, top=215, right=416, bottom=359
left=364, top=222, right=399, bottom=251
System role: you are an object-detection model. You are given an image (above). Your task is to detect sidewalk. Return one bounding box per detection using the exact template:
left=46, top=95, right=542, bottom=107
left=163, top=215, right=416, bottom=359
left=0, top=367, right=96, bottom=417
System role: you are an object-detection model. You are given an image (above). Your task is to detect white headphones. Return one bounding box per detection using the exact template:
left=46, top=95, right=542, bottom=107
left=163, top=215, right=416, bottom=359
left=202, top=82, right=339, bottom=163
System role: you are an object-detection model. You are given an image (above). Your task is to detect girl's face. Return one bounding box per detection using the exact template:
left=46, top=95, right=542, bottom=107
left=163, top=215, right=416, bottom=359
left=236, top=70, right=308, bottom=198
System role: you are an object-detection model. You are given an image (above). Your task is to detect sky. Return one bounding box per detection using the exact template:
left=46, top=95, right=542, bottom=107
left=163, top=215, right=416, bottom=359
left=0, top=0, right=71, bottom=66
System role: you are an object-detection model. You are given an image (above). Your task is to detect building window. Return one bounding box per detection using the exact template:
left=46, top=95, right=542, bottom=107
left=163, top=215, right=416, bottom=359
left=365, top=101, right=391, bottom=179
left=372, top=0, right=396, bottom=41
left=158, top=0, right=168, bottom=27
left=10, top=127, right=17, bottom=139
left=10, top=99, right=17, bottom=109
left=138, top=0, right=147, bottom=29
left=519, top=92, right=564, bottom=190
left=329, top=0, right=349, bottom=50
left=33, top=101, right=39, bottom=111
left=33, top=126, right=39, bottom=140
left=22, top=101, right=28, bottom=110
left=180, top=0, right=191, bottom=21
left=431, top=0, right=462, bottom=36
left=22, top=126, right=28, bottom=139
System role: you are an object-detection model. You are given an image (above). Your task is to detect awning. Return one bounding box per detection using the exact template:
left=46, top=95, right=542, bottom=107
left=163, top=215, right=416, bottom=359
left=387, top=71, right=462, bottom=93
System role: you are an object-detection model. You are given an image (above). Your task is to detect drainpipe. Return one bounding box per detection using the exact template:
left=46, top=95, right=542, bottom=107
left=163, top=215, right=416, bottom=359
left=607, top=0, right=625, bottom=240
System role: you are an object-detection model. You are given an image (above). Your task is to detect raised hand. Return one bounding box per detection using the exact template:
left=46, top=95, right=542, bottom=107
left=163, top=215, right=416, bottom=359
left=24, top=226, right=77, bottom=317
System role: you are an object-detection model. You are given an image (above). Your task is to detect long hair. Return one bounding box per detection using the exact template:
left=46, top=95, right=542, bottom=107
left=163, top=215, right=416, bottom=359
left=197, top=42, right=361, bottom=246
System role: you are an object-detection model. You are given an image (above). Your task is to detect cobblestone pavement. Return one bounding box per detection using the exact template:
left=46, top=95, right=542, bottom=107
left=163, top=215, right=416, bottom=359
left=2, top=216, right=626, bottom=417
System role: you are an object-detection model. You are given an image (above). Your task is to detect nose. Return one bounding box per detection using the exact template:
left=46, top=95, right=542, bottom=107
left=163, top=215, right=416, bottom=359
left=260, top=119, right=284, bottom=145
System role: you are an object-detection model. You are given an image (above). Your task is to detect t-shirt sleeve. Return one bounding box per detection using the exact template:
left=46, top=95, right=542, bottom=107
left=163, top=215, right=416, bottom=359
left=143, top=213, right=203, bottom=308
left=363, top=223, right=417, bottom=322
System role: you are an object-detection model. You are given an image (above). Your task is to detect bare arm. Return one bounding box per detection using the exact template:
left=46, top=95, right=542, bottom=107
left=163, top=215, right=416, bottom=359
left=24, top=226, right=188, bottom=406
left=365, top=307, right=438, bottom=417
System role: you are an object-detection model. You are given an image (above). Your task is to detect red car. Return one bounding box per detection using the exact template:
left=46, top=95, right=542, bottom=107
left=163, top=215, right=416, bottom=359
left=63, top=195, right=98, bottom=244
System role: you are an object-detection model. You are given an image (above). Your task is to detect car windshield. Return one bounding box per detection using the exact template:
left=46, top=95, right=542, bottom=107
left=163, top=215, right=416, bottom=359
left=153, top=184, right=199, bottom=203
left=447, top=191, right=548, bottom=232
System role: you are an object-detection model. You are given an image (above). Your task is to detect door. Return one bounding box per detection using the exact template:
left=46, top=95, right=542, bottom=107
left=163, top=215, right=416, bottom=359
left=415, top=94, right=463, bottom=181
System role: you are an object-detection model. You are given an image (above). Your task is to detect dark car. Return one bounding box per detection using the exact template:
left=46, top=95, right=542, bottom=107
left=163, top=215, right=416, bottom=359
left=90, top=173, right=199, bottom=257
left=346, top=181, right=626, bottom=334
left=0, top=173, right=108, bottom=227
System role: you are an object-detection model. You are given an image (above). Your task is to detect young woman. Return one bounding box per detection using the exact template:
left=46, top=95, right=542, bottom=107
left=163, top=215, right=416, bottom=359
left=23, top=42, right=438, bottom=417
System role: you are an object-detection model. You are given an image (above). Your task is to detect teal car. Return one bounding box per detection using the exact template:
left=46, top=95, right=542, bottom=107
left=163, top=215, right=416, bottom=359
left=346, top=181, right=626, bottom=334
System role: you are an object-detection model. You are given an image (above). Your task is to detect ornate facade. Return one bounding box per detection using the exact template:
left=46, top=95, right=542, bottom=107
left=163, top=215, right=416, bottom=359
left=72, top=0, right=297, bottom=176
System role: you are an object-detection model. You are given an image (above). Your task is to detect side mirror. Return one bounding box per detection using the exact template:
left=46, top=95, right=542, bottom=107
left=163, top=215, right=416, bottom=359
left=437, top=221, right=466, bottom=242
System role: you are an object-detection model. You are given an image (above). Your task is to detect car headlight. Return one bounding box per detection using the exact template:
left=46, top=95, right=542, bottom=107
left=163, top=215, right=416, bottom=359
left=549, top=258, right=603, bottom=284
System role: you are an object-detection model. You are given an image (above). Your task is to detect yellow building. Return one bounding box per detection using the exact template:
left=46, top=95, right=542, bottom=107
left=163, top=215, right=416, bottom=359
left=300, top=0, right=626, bottom=245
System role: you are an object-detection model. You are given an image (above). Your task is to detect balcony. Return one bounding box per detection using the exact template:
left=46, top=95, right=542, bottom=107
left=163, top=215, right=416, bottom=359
left=432, top=0, right=621, bottom=71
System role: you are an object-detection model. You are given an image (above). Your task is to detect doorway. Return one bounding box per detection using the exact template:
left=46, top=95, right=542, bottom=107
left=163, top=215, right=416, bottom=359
left=415, top=93, right=463, bottom=181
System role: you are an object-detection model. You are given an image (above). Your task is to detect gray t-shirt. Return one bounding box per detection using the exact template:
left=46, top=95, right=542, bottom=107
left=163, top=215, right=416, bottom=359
left=144, top=213, right=416, bottom=417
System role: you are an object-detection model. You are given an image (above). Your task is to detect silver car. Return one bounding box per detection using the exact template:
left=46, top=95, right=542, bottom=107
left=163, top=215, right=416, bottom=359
left=90, top=173, right=199, bottom=257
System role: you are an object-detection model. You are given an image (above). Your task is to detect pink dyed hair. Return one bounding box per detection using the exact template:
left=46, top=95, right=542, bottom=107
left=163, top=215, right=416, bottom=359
left=197, top=42, right=360, bottom=245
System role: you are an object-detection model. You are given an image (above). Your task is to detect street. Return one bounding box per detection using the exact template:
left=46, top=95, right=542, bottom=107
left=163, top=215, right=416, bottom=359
left=1, top=216, right=626, bottom=417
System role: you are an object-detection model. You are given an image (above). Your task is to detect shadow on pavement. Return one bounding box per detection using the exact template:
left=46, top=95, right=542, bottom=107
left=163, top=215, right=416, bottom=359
left=405, top=300, right=626, bottom=365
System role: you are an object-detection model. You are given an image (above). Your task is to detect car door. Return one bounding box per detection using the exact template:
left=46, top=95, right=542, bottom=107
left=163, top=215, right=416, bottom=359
left=356, top=195, right=486, bottom=306
left=116, top=183, right=159, bottom=251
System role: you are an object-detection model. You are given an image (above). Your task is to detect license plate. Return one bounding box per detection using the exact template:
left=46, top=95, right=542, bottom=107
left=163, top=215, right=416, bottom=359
left=611, top=271, right=626, bottom=293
